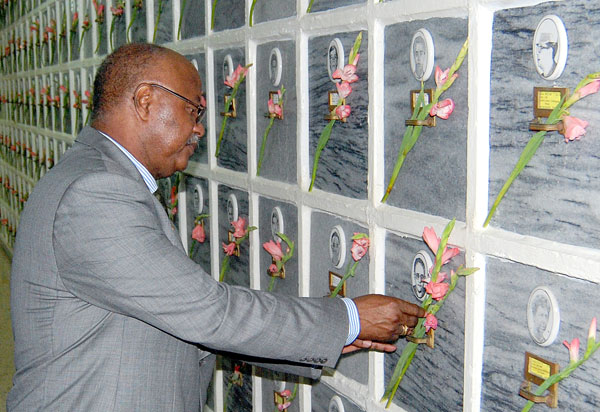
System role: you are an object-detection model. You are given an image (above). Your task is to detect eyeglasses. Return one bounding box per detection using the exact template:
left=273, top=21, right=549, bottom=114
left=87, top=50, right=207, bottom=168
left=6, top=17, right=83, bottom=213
left=144, top=83, right=206, bottom=124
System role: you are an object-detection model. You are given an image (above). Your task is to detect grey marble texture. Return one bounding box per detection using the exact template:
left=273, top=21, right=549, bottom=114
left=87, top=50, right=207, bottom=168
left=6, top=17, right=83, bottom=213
left=212, top=0, right=245, bottom=32
left=308, top=31, right=369, bottom=198
left=258, top=197, right=298, bottom=295
left=218, top=185, right=250, bottom=287
left=489, top=1, right=600, bottom=247
left=185, top=175, right=210, bottom=273
left=179, top=0, right=205, bottom=40
left=383, top=18, right=468, bottom=220
left=111, top=13, right=127, bottom=51
left=214, top=47, right=248, bottom=172
left=384, top=232, right=466, bottom=410
left=153, top=0, right=173, bottom=44
left=220, top=357, right=253, bottom=412
left=311, top=379, right=365, bottom=412
left=482, top=257, right=600, bottom=411
left=308, top=0, right=363, bottom=14
left=251, top=0, right=295, bottom=25
left=310, top=212, right=369, bottom=384
left=129, top=4, right=147, bottom=43
left=255, top=40, right=297, bottom=183
left=184, top=52, right=208, bottom=163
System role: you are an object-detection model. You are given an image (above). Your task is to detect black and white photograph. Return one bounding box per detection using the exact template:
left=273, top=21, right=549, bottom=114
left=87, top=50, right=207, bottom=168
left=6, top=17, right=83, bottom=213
left=269, top=47, right=282, bottom=87
left=409, top=28, right=435, bottom=81
left=533, top=15, right=568, bottom=80
left=327, top=38, right=344, bottom=82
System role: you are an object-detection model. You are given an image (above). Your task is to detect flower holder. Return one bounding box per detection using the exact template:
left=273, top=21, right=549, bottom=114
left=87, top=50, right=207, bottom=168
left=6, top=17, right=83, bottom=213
left=405, top=116, right=436, bottom=127
left=268, top=258, right=285, bottom=279
left=328, top=271, right=346, bottom=297
left=227, top=231, right=240, bottom=257
left=220, top=94, right=237, bottom=118
left=267, top=90, right=283, bottom=120
left=529, top=119, right=564, bottom=133
left=529, top=86, right=569, bottom=133
left=274, top=391, right=289, bottom=412
left=406, top=328, right=435, bottom=349
left=324, top=91, right=347, bottom=122
left=518, top=352, right=559, bottom=408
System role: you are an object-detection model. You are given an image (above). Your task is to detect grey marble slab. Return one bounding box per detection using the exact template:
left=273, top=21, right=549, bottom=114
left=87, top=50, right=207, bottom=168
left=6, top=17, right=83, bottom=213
left=384, top=232, right=465, bottom=410
left=307, top=0, right=363, bottom=14
left=220, top=357, right=253, bottom=412
left=258, top=197, right=298, bottom=295
left=308, top=31, right=368, bottom=198
left=489, top=1, right=600, bottom=247
left=311, top=379, right=365, bottom=412
left=255, top=369, right=300, bottom=412
left=255, top=40, right=296, bottom=183
left=184, top=52, right=208, bottom=163
left=111, top=13, right=127, bottom=52
left=251, top=0, right=295, bottom=25
left=129, top=5, right=147, bottom=43
left=310, top=211, right=369, bottom=384
left=153, top=0, right=173, bottom=44
left=179, top=0, right=205, bottom=40
left=214, top=47, right=247, bottom=172
left=218, top=185, right=250, bottom=287
left=185, top=175, right=210, bottom=273
left=383, top=18, right=468, bottom=220
left=212, top=0, right=245, bottom=32
left=482, top=257, right=600, bottom=411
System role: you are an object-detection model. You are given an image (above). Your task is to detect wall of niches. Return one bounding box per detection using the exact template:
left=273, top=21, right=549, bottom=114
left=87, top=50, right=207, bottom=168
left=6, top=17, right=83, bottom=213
left=2, top=0, right=600, bottom=411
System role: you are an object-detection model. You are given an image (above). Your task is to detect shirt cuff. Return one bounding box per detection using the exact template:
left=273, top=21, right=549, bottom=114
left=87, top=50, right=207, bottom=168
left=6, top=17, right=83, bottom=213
left=341, top=297, right=360, bottom=346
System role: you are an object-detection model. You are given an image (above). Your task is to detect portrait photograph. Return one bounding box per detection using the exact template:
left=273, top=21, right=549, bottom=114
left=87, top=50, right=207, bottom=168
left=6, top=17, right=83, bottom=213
left=411, top=251, right=432, bottom=301
left=222, top=54, right=233, bottom=82
left=329, top=225, right=346, bottom=269
left=226, top=193, right=238, bottom=223
left=527, top=286, right=560, bottom=346
left=409, top=28, right=435, bottom=82
left=327, top=38, right=345, bottom=83
left=270, top=206, right=284, bottom=241
left=533, top=15, right=568, bottom=81
left=193, top=184, right=203, bottom=214
left=268, top=47, right=282, bottom=87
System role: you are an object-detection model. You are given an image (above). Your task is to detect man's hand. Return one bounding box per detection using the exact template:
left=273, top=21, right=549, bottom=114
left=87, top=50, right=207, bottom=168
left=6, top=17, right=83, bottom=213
left=342, top=338, right=397, bottom=354
left=353, top=294, right=426, bottom=343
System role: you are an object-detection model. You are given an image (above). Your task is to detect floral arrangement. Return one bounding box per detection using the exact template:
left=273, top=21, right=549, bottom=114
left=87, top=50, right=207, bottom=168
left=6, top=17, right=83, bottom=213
left=188, top=213, right=209, bottom=258
left=69, top=12, right=78, bottom=59
left=72, top=89, right=92, bottom=129
left=126, top=0, right=143, bottom=43
left=109, top=1, right=125, bottom=51
left=59, top=84, right=69, bottom=128
left=152, top=0, right=163, bottom=43
left=483, top=72, right=600, bottom=227
left=381, top=219, right=479, bottom=407
left=165, top=171, right=182, bottom=222
left=381, top=38, right=468, bottom=203
left=262, top=232, right=294, bottom=292
left=78, top=14, right=91, bottom=54
left=275, top=385, right=298, bottom=411
left=257, top=85, right=285, bottom=175
left=59, top=11, right=67, bottom=61
left=220, top=217, right=256, bottom=282
left=330, top=233, right=369, bottom=298
left=215, top=63, right=252, bottom=158
left=43, top=20, right=56, bottom=64
left=522, top=317, right=599, bottom=411
left=92, top=0, right=105, bottom=53
left=309, top=32, right=362, bottom=192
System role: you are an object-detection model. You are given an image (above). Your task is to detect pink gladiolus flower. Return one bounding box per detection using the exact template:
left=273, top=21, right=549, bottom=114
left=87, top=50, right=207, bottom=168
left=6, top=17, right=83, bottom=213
left=437, top=272, right=448, bottom=283
left=332, top=64, right=358, bottom=83
left=434, top=66, right=458, bottom=89
left=263, top=240, right=283, bottom=261
left=562, top=116, right=588, bottom=142
left=267, top=98, right=282, bottom=117
left=222, top=242, right=236, bottom=256
left=589, top=317, right=597, bottom=343
left=336, top=81, right=352, bottom=99
left=278, top=403, right=291, bottom=411
left=429, top=98, right=455, bottom=120
left=191, top=223, right=205, bottom=243
left=335, top=105, right=351, bottom=120
left=59, top=85, right=67, bottom=93
left=268, top=263, right=278, bottom=273
left=280, top=389, right=292, bottom=398
left=425, top=281, right=449, bottom=301
left=422, top=226, right=460, bottom=265
left=351, top=53, right=360, bottom=66
left=563, top=338, right=580, bottom=363
left=110, top=6, right=124, bottom=15
left=230, top=217, right=247, bottom=239
left=224, top=64, right=249, bottom=88
left=575, top=79, right=600, bottom=99
left=424, top=313, right=438, bottom=332
left=350, top=235, right=369, bottom=261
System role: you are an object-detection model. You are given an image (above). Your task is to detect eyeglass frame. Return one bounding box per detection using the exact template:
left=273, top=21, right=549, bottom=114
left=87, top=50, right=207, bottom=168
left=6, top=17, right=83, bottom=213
left=136, top=82, right=206, bottom=124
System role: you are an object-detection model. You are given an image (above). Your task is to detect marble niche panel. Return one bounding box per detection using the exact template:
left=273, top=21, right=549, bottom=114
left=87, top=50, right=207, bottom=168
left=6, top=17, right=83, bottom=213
left=482, top=257, right=600, bottom=412
left=255, top=40, right=297, bottom=183
left=153, top=0, right=173, bottom=44
left=311, top=380, right=365, bottom=412
left=256, top=370, right=300, bottom=412
left=179, top=0, right=205, bottom=40
left=184, top=52, right=208, bottom=163
left=258, top=196, right=298, bottom=295
left=384, top=232, right=465, bottom=411
left=310, top=211, right=369, bottom=384
left=251, top=0, right=295, bottom=25
left=489, top=1, right=600, bottom=248
left=307, top=0, right=364, bottom=14
left=308, top=31, right=369, bottom=198
left=214, top=47, right=248, bottom=172
left=211, top=0, right=245, bottom=33
left=128, top=1, right=147, bottom=43
left=218, top=185, right=250, bottom=287
left=219, top=357, right=253, bottom=412
left=185, top=175, right=210, bottom=272
left=383, top=18, right=468, bottom=220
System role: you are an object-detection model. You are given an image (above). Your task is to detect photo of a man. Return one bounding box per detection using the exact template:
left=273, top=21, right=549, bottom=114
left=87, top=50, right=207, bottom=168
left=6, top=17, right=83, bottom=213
left=533, top=15, right=567, bottom=81
left=409, top=29, right=434, bottom=82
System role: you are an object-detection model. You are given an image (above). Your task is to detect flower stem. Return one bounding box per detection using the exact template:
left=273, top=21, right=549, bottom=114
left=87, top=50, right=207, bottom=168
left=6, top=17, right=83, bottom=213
left=152, top=0, right=162, bottom=43
left=126, top=8, right=137, bottom=43
left=95, top=24, right=102, bottom=53
left=309, top=118, right=336, bottom=191
left=306, top=0, right=315, bottom=13
left=257, top=116, right=275, bottom=176
left=249, top=0, right=257, bottom=26
left=177, top=0, right=187, bottom=40
left=188, top=240, right=196, bottom=258
left=329, top=260, right=358, bottom=298
left=215, top=95, right=232, bottom=158
left=210, top=0, right=218, bottom=30
left=267, top=276, right=276, bottom=292
left=219, top=255, right=230, bottom=282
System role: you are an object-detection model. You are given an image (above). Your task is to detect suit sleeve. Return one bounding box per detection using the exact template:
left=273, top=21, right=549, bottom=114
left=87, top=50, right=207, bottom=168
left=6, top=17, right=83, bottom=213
left=52, top=171, right=349, bottom=369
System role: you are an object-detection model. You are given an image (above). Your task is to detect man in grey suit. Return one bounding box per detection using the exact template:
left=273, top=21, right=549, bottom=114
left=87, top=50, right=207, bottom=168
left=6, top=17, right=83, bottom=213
left=8, top=43, right=424, bottom=411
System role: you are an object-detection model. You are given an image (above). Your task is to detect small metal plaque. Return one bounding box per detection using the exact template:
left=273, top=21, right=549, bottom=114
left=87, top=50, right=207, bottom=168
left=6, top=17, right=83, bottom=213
left=220, top=94, right=237, bottom=118
left=533, top=87, right=569, bottom=118
left=410, top=89, right=433, bottom=113
left=519, top=352, right=559, bottom=408
left=329, top=271, right=346, bottom=297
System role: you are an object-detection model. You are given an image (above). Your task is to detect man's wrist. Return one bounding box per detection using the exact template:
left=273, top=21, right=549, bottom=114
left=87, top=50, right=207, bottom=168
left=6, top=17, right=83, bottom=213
left=341, top=297, right=360, bottom=346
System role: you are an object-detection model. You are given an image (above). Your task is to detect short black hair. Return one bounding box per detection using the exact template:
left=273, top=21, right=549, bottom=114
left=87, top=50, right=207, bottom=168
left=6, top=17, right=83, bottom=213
left=91, top=43, right=172, bottom=123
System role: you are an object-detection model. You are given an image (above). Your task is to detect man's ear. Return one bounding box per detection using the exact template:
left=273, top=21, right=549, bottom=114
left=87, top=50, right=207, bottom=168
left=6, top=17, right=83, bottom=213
left=132, top=84, right=152, bottom=121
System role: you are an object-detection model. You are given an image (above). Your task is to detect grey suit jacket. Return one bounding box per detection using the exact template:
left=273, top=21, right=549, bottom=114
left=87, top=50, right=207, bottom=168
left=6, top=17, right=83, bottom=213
left=8, top=127, right=349, bottom=411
